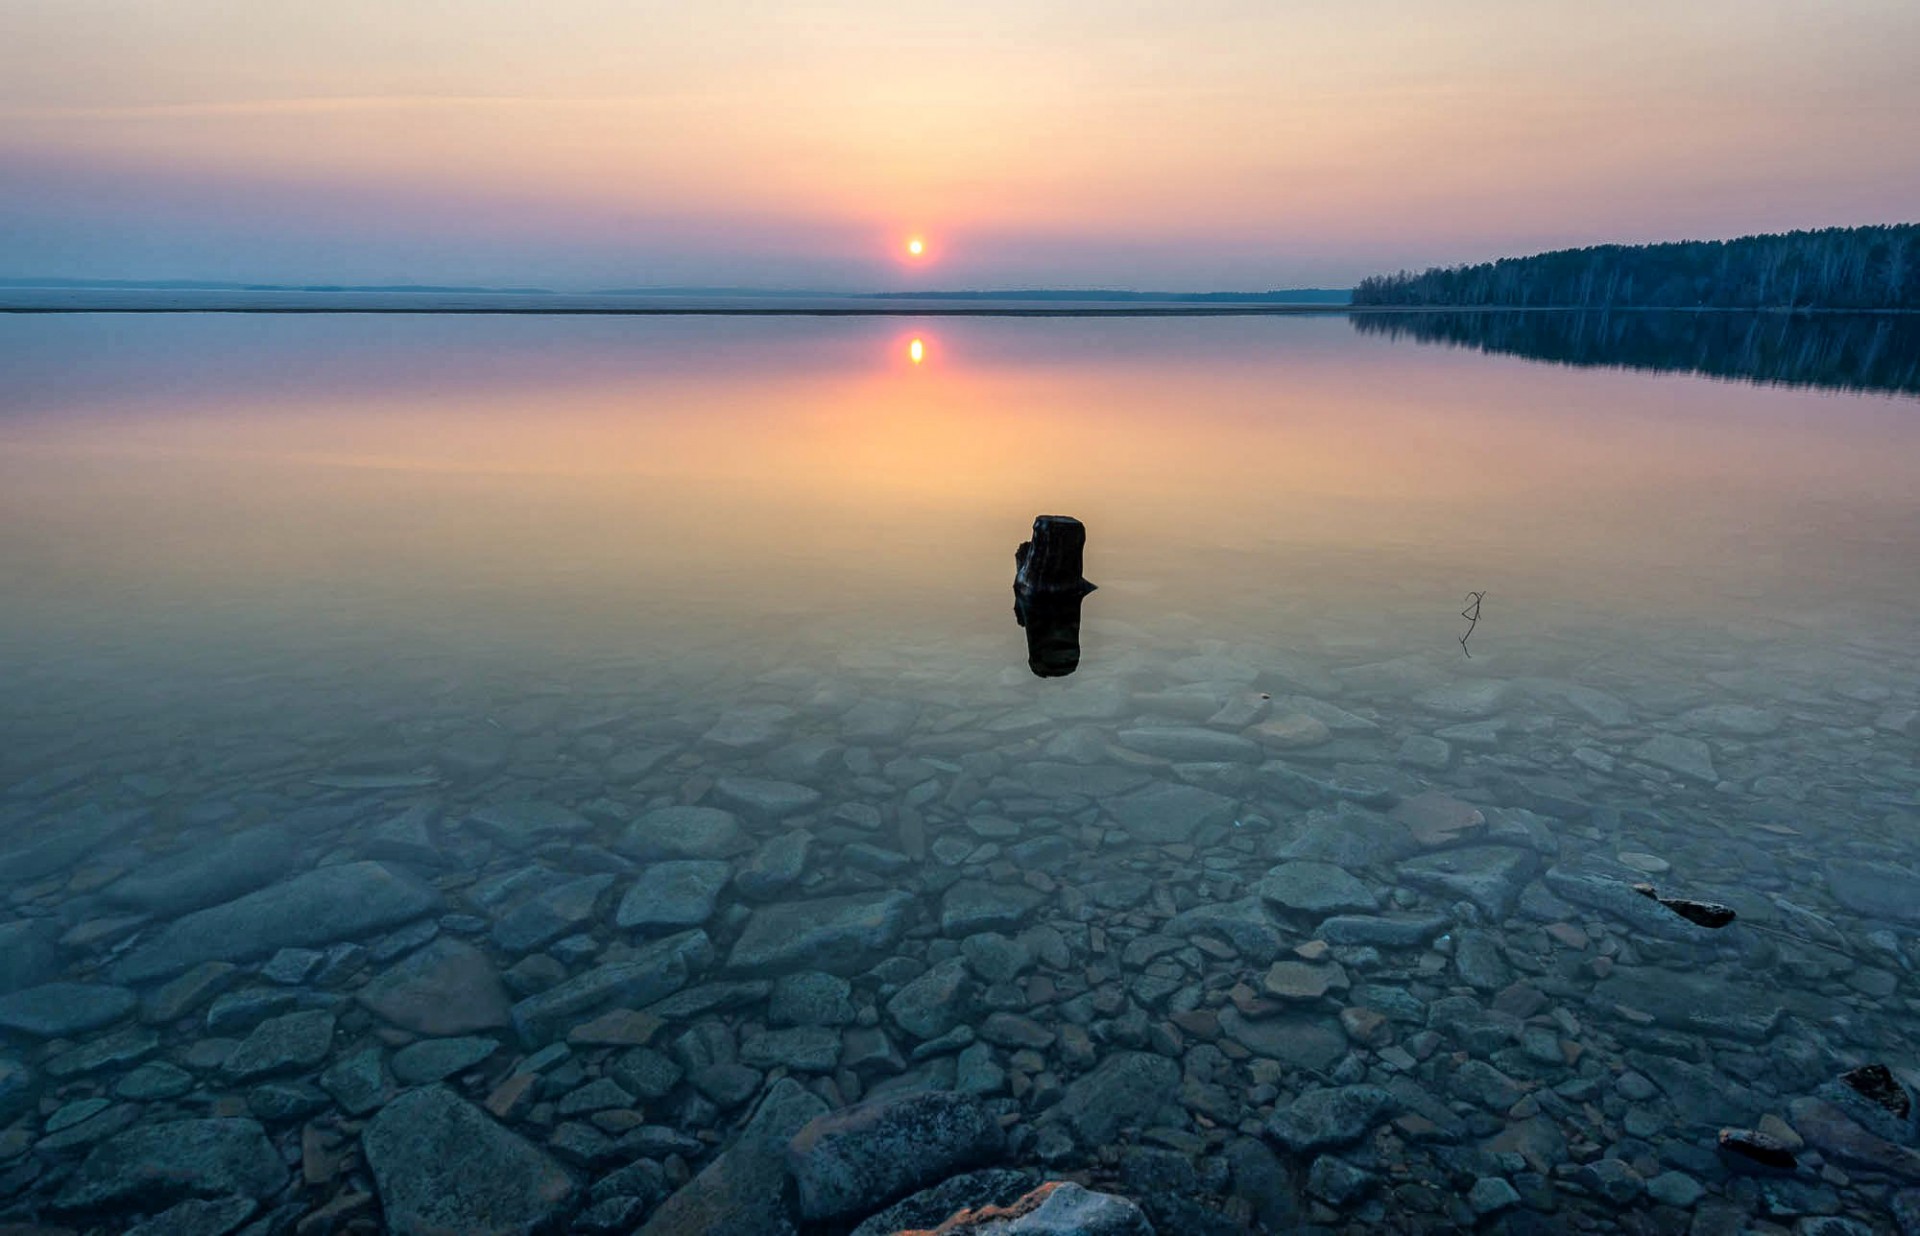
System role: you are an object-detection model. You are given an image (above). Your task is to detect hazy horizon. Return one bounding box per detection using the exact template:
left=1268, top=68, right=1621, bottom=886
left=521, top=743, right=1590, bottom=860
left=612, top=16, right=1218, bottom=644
left=5, top=1, right=1918, bottom=290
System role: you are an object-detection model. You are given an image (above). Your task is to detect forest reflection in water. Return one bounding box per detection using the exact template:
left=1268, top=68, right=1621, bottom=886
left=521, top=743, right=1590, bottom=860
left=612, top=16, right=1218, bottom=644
left=1350, top=309, right=1920, bottom=396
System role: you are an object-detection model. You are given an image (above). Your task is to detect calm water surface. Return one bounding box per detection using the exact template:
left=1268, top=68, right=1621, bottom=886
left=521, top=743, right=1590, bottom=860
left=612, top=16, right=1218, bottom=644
left=1, top=314, right=1917, bottom=1233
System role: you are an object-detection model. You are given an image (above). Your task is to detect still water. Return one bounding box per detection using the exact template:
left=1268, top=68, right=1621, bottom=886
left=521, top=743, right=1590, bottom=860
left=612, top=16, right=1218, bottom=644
left=1, top=312, right=1917, bottom=1233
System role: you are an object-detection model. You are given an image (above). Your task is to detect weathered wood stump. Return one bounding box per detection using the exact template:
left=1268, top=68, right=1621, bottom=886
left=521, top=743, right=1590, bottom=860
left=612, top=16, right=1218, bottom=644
left=1013, top=515, right=1096, bottom=678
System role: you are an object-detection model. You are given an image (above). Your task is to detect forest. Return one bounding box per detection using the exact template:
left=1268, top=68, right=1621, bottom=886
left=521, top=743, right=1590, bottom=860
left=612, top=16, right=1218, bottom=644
left=1349, top=308, right=1920, bottom=396
left=1352, top=224, right=1920, bottom=309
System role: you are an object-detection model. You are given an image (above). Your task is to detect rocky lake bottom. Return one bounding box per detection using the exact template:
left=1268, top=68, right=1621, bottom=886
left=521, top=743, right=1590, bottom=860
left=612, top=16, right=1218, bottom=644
left=2, top=618, right=1919, bottom=1236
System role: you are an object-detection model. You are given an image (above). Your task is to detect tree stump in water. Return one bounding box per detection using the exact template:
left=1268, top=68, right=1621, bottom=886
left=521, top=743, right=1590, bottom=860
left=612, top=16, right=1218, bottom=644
left=1013, top=516, right=1097, bottom=678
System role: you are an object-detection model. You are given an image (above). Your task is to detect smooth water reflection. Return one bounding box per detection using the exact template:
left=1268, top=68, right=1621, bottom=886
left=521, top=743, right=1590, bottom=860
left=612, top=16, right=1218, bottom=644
left=1, top=312, right=1918, bottom=1233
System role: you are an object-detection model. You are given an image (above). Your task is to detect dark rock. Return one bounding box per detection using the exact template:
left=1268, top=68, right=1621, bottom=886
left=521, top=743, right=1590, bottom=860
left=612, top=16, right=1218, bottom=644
left=112, top=862, right=441, bottom=982
left=728, top=891, right=915, bottom=976
left=1789, top=1096, right=1920, bottom=1177
left=364, top=1086, right=577, bottom=1236
left=492, top=873, right=616, bottom=954
left=735, top=831, right=812, bottom=900
left=55, top=1118, right=286, bottom=1212
left=1839, top=1064, right=1912, bottom=1121
left=1256, top=861, right=1379, bottom=915
left=1717, top=1127, right=1800, bottom=1173
left=887, top=959, right=974, bottom=1041
left=1632, top=883, right=1736, bottom=929
left=788, top=1091, right=1006, bottom=1222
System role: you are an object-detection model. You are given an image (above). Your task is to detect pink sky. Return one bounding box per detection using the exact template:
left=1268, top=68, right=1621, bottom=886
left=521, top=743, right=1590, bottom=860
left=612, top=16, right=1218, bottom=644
left=2, top=1, right=1916, bottom=289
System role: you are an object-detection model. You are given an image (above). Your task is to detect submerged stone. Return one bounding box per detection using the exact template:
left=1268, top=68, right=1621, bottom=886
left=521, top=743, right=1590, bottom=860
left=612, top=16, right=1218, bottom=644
left=112, top=862, right=441, bottom=983
left=364, top=1086, right=577, bottom=1236
left=56, top=1118, right=286, bottom=1212
left=728, top=890, right=915, bottom=976
left=358, top=937, right=511, bottom=1036
left=788, top=1091, right=1007, bottom=1222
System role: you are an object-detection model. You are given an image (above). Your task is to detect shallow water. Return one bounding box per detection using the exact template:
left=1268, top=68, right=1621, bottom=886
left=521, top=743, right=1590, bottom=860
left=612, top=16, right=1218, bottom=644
left=2, top=312, right=1918, bottom=1233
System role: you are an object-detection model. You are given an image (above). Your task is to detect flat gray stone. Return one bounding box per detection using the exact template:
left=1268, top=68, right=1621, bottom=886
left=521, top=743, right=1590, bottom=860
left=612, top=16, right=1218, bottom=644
left=123, top=1195, right=259, bottom=1236
left=112, top=862, right=441, bottom=983
left=887, top=958, right=973, bottom=1040
left=107, top=826, right=297, bottom=916
left=1043, top=1051, right=1180, bottom=1146
left=728, top=891, right=915, bottom=977
left=1116, top=727, right=1262, bottom=762
left=1257, top=861, right=1379, bottom=915
left=1011, top=763, right=1151, bottom=802
left=0, top=919, right=65, bottom=994
left=1632, top=734, right=1717, bottom=782
left=491, top=873, right=615, bottom=953
left=1596, top=968, right=1781, bottom=1041
left=358, top=937, right=511, bottom=1035
left=511, top=930, right=711, bottom=1045
left=618, top=807, right=748, bottom=860
left=55, top=1118, right=286, bottom=1211
left=617, top=861, right=732, bottom=930
left=364, top=1086, right=577, bottom=1236
left=1266, top=1085, right=1398, bottom=1151
left=223, top=1010, right=335, bottom=1081
left=1316, top=914, right=1449, bottom=948
left=1165, top=897, right=1285, bottom=963
left=0, top=982, right=137, bottom=1037
left=466, top=801, right=592, bottom=849
left=1825, top=859, right=1920, bottom=925
left=941, top=881, right=1046, bottom=935
left=1105, top=782, right=1237, bottom=844
left=1218, top=1009, right=1347, bottom=1072
left=392, top=1036, right=501, bottom=1086
left=711, top=777, right=822, bottom=820
left=1398, top=846, right=1536, bottom=918
left=788, top=1091, right=1006, bottom=1222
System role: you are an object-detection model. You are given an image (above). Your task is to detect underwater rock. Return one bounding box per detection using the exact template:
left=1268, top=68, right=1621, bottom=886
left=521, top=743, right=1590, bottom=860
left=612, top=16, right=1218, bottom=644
left=363, top=1086, right=577, bottom=1236
left=1717, top=1127, right=1799, bottom=1173
left=1839, top=1064, right=1912, bottom=1121
left=901, top=1181, right=1154, bottom=1235
left=788, top=1091, right=1006, bottom=1222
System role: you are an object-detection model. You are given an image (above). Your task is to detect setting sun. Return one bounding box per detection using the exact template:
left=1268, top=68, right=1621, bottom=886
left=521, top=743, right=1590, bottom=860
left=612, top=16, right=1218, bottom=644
left=908, top=337, right=925, bottom=363
left=906, top=238, right=925, bottom=257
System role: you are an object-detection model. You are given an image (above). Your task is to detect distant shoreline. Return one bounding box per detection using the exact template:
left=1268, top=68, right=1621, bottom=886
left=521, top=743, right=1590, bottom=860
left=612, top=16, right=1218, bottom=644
left=2, top=298, right=1914, bottom=318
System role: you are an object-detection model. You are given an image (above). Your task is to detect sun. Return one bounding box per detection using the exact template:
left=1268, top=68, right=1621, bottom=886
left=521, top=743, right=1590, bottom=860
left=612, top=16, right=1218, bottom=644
left=906, top=237, right=925, bottom=257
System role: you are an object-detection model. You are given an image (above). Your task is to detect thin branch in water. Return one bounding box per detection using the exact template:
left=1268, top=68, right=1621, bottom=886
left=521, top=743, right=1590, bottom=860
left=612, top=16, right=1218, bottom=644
left=1459, top=591, right=1485, bottom=657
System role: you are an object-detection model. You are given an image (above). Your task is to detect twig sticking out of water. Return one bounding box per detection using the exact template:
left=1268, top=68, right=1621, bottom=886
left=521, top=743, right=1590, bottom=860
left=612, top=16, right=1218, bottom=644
left=1459, top=591, right=1485, bottom=658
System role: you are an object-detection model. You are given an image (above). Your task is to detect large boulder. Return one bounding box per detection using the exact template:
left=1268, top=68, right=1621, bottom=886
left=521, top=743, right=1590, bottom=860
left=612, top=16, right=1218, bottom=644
left=111, top=862, right=441, bottom=982
left=0, top=982, right=136, bottom=1037
left=363, top=1086, right=577, bottom=1236
left=106, top=825, right=298, bottom=915
left=788, top=1091, right=1007, bottom=1222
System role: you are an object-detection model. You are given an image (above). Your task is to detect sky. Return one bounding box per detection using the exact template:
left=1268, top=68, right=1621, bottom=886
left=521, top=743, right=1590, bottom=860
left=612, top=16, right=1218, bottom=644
left=2, top=0, right=1916, bottom=291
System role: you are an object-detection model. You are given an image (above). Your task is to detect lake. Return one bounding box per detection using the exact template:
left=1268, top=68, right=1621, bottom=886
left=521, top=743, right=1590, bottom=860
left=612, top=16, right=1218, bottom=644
left=2, top=310, right=1917, bottom=1232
